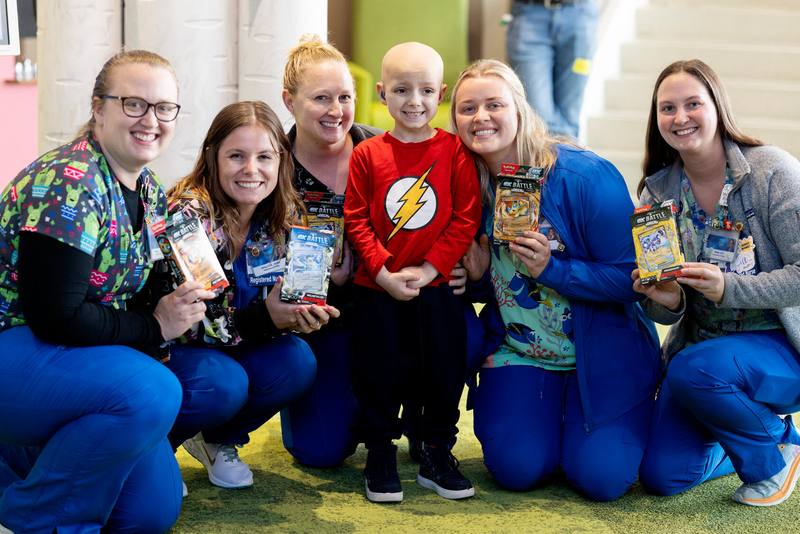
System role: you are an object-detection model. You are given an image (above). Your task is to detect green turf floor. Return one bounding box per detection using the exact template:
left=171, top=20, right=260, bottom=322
left=173, top=392, right=800, bottom=534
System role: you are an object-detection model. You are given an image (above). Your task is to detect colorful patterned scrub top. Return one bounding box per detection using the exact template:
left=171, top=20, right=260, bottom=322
left=678, top=170, right=781, bottom=342
left=484, top=202, right=576, bottom=371
left=0, top=135, right=167, bottom=333
left=164, top=192, right=285, bottom=347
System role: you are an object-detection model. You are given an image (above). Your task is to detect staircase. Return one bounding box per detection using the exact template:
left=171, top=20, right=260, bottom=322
left=587, top=0, right=800, bottom=197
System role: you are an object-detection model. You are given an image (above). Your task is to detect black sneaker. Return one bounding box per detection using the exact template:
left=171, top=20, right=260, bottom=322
left=407, top=436, right=424, bottom=464
left=417, top=445, right=475, bottom=499
left=364, top=444, right=403, bottom=503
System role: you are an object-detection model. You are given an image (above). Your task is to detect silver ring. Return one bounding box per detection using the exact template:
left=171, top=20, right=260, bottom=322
left=532, top=251, right=537, bottom=260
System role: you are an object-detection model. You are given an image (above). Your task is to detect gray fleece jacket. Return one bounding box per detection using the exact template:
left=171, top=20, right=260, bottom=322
left=639, top=140, right=800, bottom=360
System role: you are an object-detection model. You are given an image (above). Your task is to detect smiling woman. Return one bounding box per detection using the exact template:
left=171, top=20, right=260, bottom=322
left=635, top=59, right=800, bottom=508
left=0, top=49, right=198, bottom=533
left=142, top=100, right=341, bottom=494
left=451, top=58, right=661, bottom=502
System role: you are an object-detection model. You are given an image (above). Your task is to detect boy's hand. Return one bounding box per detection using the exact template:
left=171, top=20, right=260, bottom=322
left=376, top=266, right=420, bottom=301
left=403, top=261, right=438, bottom=289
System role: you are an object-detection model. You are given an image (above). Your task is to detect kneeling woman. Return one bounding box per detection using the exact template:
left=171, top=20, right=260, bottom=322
left=153, top=101, right=339, bottom=490
left=454, top=59, right=661, bottom=501
left=636, top=59, right=800, bottom=507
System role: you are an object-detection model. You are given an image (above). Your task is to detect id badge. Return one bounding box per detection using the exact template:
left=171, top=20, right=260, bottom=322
left=732, top=236, right=757, bottom=274
left=703, top=228, right=739, bottom=267
left=245, top=237, right=283, bottom=286
left=145, top=216, right=167, bottom=262
left=538, top=218, right=565, bottom=252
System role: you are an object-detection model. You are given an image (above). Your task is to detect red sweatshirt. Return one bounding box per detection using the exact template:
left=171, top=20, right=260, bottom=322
left=344, top=129, right=481, bottom=290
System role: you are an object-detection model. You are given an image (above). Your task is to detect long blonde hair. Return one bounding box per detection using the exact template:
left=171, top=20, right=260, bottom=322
left=78, top=49, right=178, bottom=138
left=450, top=59, right=560, bottom=204
left=169, top=101, right=302, bottom=258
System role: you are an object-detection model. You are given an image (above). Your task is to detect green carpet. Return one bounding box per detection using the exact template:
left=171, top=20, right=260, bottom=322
left=173, top=394, right=800, bottom=533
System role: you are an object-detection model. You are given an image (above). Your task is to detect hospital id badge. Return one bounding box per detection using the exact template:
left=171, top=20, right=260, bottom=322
left=703, top=228, right=739, bottom=267
left=245, top=237, right=283, bottom=286
left=145, top=216, right=167, bottom=262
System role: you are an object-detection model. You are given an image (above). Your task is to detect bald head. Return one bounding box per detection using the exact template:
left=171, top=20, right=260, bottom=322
left=381, top=42, right=444, bottom=83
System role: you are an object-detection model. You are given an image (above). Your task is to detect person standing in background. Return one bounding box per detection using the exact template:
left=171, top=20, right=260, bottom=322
left=507, top=0, right=598, bottom=139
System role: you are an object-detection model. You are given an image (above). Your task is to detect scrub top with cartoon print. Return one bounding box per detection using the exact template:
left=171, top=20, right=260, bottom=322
left=0, top=135, right=168, bottom=333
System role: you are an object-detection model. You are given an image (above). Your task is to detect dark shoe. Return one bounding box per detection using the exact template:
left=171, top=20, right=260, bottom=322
left=364, top=444, right=403, bottom=503
left=408, top=436, right=424, bottom=464
left=417, top=445, right=475, bottom=499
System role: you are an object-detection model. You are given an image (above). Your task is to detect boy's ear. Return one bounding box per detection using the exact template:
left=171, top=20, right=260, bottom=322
left=439, top=83, right=448, bottom=103
left=376, top=82, right=386, bottom=103
left=281, top=89, right=293, bottom=114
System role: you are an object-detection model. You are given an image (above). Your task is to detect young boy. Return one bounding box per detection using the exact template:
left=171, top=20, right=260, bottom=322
left=344, top=42, right=481, bottom=503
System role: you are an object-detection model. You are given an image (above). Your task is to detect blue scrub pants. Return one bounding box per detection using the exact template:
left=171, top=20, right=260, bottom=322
left=281, top=327, right=359, bottom=467
left=0, top=326, right=183, bottom=534
left=640, top=331, right=800, bottom=496
left=167, top=334, right=317, bottom=447
left=473, top=365, right=651, bottom=501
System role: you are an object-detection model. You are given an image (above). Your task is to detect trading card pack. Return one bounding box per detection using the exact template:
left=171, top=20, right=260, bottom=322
left=493, top=163, right=544, bottom=244
left=301, top=191, right=345, bottom=265
left=280, top=226, right=335, bottom=305
left=164, top=215, right=229, bottom=293
left=631, top=200, right=685, bottom=285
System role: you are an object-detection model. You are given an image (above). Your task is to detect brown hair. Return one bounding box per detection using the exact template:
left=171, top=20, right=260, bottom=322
left=283, top=34, right=349, bottom=96
left=638, top=59, right=762, bottom=195
left=450, top=59, right=564, bottom=205
left=77, top=49, right=178, bottom=138
left=169, top=101, right=303, bottom=257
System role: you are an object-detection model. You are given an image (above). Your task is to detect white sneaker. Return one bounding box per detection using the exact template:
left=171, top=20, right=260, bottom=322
left=182, top=480, right=188, bottom=498
left=733, top=443, right=800, bottom=507
left=182, top=433, right=254, bottom=489
left=0, top=522, right=13, bottom=534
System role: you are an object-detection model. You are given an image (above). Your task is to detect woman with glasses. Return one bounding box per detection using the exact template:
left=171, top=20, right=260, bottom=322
left=0, top=50, right=200, bottom=532
left=142, top=100, right=337, bottom=491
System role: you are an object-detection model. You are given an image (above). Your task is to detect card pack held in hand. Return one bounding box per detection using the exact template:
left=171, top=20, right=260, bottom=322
left=301, top=191, right=345, bottom=266
left=280, top=226, right=335, bottom=305
left=631, top=200, right=685, bottom=285
left=493, top=163, right=544, bottom=244
left=161, top=215, right=229, bottom=293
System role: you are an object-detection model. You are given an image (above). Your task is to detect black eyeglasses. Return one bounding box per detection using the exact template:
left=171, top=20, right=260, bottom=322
left=101, top=95, right=181, bottom=122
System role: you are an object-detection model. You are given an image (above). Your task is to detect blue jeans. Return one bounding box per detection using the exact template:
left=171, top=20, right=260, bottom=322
left=0, top=326, right=183, bottom=534
left=640, top=331, right=800, bottom=495
left=168, top=335, right=317, bottom=447
left=507, top=0, right=598, bottom=138
left=473, top=365, right=651, bottom=501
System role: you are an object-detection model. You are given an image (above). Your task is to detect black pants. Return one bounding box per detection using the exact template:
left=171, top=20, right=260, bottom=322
left=352, top=284, right=467, bottom=450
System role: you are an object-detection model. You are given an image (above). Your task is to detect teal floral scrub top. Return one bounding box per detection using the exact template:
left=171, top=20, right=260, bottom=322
left=0, top=135, right=168, bottom=333
left=484, top=208, right=576, bottom=371
left=678, top=170, right=781, bottom=342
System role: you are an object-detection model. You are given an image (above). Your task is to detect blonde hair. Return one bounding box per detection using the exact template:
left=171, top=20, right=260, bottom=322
left=450, top=59, right=560, bottom=204
left=283, top=34, right=349, bottom=95
left=169, top=101, right=303, bottom=258
left=78, top=49, right=178, bottom=138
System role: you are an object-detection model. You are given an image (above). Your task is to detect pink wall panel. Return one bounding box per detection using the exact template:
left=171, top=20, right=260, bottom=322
left=0, top=56, right=38, bottom=191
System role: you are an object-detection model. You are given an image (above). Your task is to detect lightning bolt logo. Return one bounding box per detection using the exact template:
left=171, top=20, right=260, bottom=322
left=387, top=164, right=435, bottom=241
